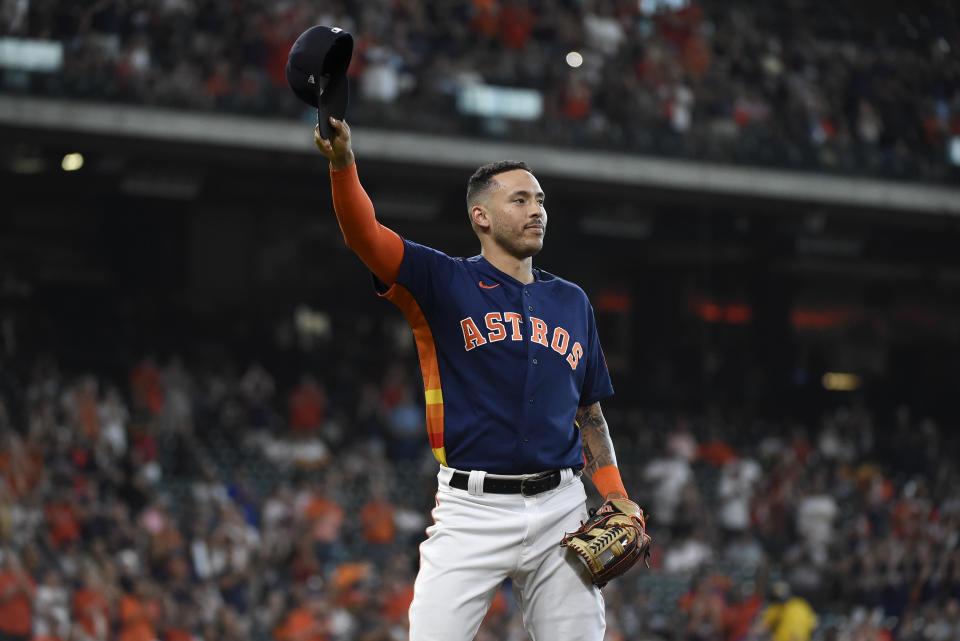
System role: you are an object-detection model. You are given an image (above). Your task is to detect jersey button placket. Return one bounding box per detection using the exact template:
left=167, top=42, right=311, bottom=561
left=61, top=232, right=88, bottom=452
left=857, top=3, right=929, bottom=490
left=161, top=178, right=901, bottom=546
left=521, top=285, right=538, bottom=458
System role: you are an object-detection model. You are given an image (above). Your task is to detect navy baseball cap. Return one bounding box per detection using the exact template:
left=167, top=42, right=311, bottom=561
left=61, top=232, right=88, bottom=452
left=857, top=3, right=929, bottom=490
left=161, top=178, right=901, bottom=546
left=286, top=25, right=354, bottom=140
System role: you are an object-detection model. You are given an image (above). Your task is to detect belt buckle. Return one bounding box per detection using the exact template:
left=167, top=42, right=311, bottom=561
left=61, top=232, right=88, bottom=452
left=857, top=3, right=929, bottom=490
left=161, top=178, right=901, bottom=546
left=520, top=471, right=549, bottom=497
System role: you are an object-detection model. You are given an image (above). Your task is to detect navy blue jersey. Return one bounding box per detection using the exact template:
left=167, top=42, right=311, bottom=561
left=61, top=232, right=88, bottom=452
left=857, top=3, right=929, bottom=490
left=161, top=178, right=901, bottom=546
left=379, top=238, right=614, bottom=474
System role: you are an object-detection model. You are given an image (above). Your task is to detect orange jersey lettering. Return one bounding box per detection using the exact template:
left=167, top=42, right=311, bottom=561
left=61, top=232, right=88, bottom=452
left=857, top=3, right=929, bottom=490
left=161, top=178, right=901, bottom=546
left=504, top=312, right=524, bottom=341
left=460, top=317, right=487, bottom=351
left=551, top=327, right=570, bottom=355
left=530, top=317, right=549, bottom=347
left=485, top=313, right=506, bottom=342
left=566, top=341, right=583, bottom=370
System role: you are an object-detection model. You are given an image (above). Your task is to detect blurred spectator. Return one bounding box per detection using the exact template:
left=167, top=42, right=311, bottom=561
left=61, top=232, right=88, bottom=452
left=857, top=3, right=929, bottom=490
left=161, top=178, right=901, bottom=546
left=760, top=581, right=818, bottom=641
left=0, top=550, right=34, bottom=641
left=0, top=486, right=11, bottom=544
left=161, top=356, right=195, bottom=433
left=240, top=363, right=278, bottom=430
left=130, top=357, right=164, bottom=418
left=643, top=447, right=694, bottom=530
left=98, top=385, right=129, bottom=460
left=359, top=482, right=397, bottom=562
left=677, top=574, right=728, bottom=639
left=44, top=492, right=81, bottom=549
left=383, top=385, right=424, bottom=462
left=717, top=457, right=761, bottom=538
left=289, top=375, right=327, bottom=435
left=33, top=567, right=69, bottom=641
left=664, top=527, right=714, bottom=573
left=117, top=579, right=161, bottom=641
left=795, top=470, right=838, bottom=565
left=65, top=376, right=100, bottom=442
left=298, top=478, right=346, bottom=570
left=273, top=590, right=329, bottom=641
left=72, top=564, right=112, bottom=641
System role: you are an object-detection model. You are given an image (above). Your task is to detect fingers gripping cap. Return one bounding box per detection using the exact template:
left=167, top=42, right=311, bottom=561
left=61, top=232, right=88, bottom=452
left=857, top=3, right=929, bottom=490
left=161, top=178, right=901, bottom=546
left=285, top=25, right=354, bottom=139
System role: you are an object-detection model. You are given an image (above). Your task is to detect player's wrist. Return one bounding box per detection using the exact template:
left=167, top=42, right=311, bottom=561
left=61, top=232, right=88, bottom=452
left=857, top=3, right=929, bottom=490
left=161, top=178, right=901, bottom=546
left=329, top=150, right=355, bottom=171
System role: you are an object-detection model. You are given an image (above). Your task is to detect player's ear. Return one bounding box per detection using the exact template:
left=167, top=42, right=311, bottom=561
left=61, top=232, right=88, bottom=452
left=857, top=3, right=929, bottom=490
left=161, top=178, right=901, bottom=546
left=470, top=204, right=491, bottom=231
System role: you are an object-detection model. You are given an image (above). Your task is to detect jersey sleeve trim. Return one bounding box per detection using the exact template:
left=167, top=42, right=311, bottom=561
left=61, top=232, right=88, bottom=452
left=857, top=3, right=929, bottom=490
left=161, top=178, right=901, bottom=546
left=379, top=282, right=447, bottom=466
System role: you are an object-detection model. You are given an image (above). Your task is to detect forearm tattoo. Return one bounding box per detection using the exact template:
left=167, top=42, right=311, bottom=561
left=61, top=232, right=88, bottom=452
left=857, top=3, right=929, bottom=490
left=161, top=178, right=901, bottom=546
left=576, top=402, right=617, bottom=478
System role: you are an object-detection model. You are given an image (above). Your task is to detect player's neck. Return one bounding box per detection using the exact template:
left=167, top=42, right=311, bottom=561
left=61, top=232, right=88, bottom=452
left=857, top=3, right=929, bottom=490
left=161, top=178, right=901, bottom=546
left=480, top=247, right=535, bottom=284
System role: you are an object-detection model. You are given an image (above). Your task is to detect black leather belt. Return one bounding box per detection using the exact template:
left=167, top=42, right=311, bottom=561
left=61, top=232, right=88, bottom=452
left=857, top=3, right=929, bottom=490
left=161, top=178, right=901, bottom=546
left=450, top=470, right=562, bottom=496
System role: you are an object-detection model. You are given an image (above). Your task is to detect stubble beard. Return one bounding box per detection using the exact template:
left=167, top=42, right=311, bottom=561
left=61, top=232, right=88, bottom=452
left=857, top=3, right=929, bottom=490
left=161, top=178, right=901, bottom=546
left=494, top=225, right=543, bottom=260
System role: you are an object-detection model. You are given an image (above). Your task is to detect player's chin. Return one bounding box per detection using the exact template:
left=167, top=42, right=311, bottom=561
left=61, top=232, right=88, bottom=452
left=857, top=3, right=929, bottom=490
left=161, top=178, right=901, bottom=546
left=523, top=238, right=544, bottom=256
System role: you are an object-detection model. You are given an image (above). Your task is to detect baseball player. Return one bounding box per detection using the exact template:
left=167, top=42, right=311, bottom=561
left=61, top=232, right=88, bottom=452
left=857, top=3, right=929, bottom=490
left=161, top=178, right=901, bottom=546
left=315, top=117, right=642, bottom=641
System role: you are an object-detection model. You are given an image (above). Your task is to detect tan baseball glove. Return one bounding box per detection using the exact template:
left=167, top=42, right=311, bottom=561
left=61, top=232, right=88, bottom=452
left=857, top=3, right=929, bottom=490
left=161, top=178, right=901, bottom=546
left=560, top=498, right=652, bottom=587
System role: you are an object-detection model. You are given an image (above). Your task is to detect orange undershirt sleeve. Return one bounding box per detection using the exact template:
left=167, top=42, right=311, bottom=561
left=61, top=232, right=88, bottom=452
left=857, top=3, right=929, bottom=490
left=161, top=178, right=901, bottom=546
left=329, top=162, right=404, bottom=286
left=591, top=464, right=628, bottom=499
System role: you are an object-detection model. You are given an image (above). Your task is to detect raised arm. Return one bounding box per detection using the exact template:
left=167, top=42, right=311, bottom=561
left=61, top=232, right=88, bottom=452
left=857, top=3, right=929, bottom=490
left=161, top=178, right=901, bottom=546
left=315, top=118, right=403, bottom=286
left=576, top=401, right=628, bottom=500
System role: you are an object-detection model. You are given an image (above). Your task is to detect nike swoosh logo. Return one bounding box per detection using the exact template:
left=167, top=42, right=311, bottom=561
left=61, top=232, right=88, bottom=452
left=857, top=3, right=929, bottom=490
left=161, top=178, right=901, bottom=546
left=478, top=281, right=500, bottom=289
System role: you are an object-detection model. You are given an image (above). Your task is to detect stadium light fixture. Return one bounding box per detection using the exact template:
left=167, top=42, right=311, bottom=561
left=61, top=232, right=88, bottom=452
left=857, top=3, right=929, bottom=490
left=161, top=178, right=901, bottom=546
left=822, top=372, right=861, bottom=391
left=61, top=152, right=83, bottom=171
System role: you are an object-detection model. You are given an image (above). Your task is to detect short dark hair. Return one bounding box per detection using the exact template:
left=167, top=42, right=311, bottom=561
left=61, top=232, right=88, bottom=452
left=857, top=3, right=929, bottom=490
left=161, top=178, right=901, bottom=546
left=466, top=160, right=533, bottom=208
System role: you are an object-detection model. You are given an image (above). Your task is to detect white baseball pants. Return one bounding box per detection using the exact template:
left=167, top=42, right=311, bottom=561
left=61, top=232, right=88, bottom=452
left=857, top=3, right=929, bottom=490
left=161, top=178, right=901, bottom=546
left=408, top=466, right=605, bottom=641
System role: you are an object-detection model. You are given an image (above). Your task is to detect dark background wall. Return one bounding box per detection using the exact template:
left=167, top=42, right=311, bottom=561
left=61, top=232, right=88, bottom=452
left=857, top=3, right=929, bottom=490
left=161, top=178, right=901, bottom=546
left=2, top=127, right=960, bottom=423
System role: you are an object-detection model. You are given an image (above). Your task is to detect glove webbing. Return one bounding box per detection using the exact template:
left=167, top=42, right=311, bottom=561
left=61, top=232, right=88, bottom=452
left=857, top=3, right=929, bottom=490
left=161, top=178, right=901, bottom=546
left=584, top=523, right=631, bottom=570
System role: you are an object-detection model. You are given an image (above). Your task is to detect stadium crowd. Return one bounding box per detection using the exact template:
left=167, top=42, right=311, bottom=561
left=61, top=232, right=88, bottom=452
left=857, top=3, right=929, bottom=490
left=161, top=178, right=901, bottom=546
left=1, top=339, right=959, bottom=641
left=1, top=0, right=958, bottom=181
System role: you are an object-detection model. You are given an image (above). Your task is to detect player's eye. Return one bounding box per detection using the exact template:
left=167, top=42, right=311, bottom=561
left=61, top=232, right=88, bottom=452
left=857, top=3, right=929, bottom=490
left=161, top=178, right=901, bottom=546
left=515, top=198, right=524, bottom=204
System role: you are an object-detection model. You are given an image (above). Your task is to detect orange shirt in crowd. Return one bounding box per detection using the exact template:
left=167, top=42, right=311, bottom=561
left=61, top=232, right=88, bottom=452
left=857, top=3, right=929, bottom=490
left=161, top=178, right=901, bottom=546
left=478, top=590, right=509, bottom=627
left=163, top=627, right=194, bottom=641
left=471, top=0, right=498, bottom=38
left=359, top=499, right=396, bottom=545
left=274, top=607, right=327, bottom=641
left=130, top=362, right=164, bottom=415
left=697, top=441, right=737, bottom=467
left=0, top=569, right=35, bottom=636
left=562, top=80, right=592, bottom=121
left=303, top=495, right=344, bottom=525
left=499, top=4, right=534, bottom=50
left=289, top=383, right=326, bottom=432
left=73, top=587, right=111, bottom=638
left=45, top=501, right=81, bottom=548
left=723, top=592, right=762, bottom=641
left=118, top=594, right=159, bottom=641
left=382, top=584, right=414, bottom=623
left=75, top=387, right=100, bottom=439
left=0, top=450, right=43, bottom=499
